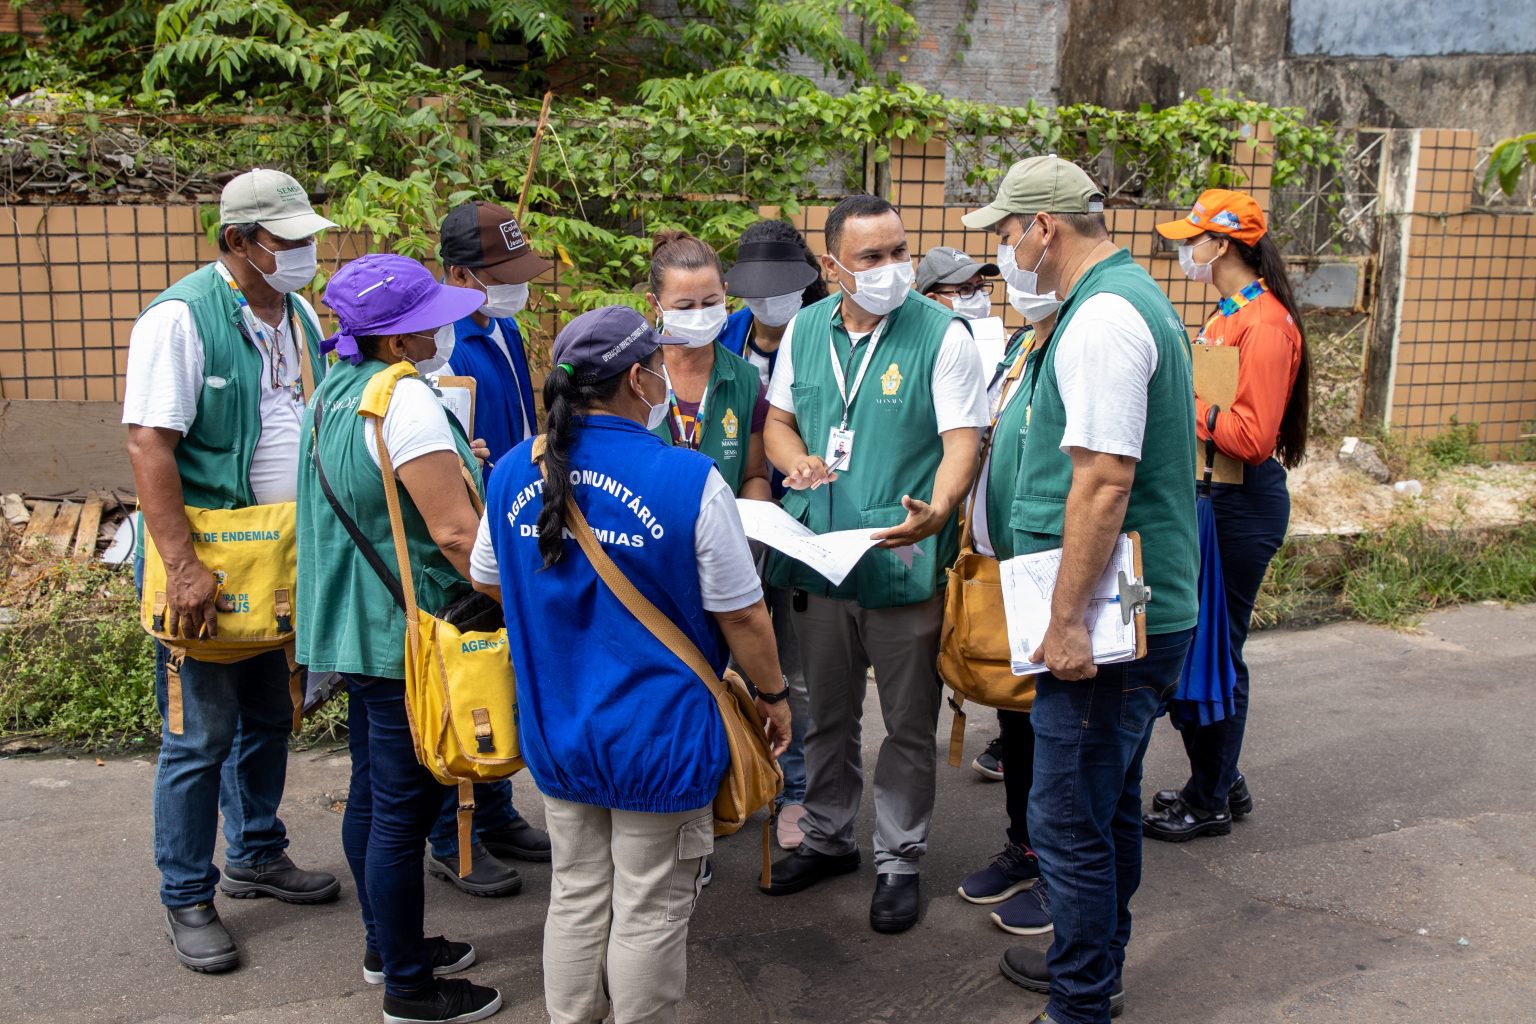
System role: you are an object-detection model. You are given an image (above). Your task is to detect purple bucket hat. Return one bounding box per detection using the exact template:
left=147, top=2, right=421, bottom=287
left=320, top=253, right=484, bottom=365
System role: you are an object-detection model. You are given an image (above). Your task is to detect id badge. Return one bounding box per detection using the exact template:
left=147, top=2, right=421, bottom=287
left=825, top=427, right=855, bottom=474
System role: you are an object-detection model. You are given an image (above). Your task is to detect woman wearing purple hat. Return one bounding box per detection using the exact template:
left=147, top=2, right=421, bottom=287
left=466, top=304, right=792, bottom=1022
left=295, top=253, right=502, bottom=1024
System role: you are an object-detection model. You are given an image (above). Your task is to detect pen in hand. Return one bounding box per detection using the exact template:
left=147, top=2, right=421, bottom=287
left=812, top=450, right=849, bottom=490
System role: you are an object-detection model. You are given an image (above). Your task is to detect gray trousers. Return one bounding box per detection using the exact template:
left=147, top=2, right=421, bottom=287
left=792, top=593, right=944, bottom=874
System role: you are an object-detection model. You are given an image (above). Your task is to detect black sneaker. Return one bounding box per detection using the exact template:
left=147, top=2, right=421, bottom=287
left=1143, top=797, right=1232, bottom=843
left=220, top=852, right=341, bottom=904
left=163, top=902, right=240, bottom=973
left=364, top=936, right=477, bottom=985
left=971, top=737, right=1005, bottom=781
left=1000, top=945, right=1123, bottom=1018
left=426, top=844, right=523, bottom=898
left=382, top=977, right=502, bottom=1024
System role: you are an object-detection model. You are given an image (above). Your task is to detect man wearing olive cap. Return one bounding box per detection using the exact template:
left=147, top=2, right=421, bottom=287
left=963, top=155, right=1199, bottom=1024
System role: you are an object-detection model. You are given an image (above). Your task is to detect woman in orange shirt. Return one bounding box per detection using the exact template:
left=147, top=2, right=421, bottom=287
left=1144, top=189, right=1311, bottom=841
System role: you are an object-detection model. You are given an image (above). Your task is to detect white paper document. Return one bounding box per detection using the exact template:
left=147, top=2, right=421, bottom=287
left=734, top=499, right=884, bottom=586
left=999, top=534, right=1141, bottom=676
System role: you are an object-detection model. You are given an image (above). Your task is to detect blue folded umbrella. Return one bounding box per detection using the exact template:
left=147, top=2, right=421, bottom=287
left=1171, top=457, right=1237, bottom=727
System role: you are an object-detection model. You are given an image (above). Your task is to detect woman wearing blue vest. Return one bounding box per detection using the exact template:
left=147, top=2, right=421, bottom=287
left=468, top=305, right=792, bottom=1024
left=643, top=230, right=772, bottom=501
left=296, top=254, right=503, bottom=1024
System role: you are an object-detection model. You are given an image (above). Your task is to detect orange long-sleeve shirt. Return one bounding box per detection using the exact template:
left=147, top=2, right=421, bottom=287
left=1194, top=287, right=1303, bottom=466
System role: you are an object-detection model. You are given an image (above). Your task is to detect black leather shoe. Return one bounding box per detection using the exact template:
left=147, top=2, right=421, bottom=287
left=479, top=818, right=552, bottom=863
left=164, top=902, right=240, bottom=973
left=999, top=945, right=1123, bottom=1018
left=761, top=846, right=860, bottom=895
left=869, top=873, right=920, bottom=933
left=1143, top=796, right=1232, bottom=842
left=221, top=852, right=341, bottom=904
left=1153, top=774, right=1253, bottom=820
left=426, top=844, right=523, bottom=898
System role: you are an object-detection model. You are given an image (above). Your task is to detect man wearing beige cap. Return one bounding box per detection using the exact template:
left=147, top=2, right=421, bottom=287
left=124, top=168, right=340, bottom=974
left=962, top=156, right=1199, bottom=1024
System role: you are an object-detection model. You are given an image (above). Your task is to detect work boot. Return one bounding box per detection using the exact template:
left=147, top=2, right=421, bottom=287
left=478, top=817, right=552, bottom=863
left=220, top=852, right=341, bottom=904
left=1153, top=773, right=1253, bottom=820
left=1000, top=945, right=1124, bottom=1018
left=1143, top=797, right=1232, bottom=842
left=163, top=902, right=240, bottom=973
left=426, top=844, right=523, bottom=898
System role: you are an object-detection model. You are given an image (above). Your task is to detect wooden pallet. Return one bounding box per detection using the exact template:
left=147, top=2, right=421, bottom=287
left=18, top=494, right=109, bottom=560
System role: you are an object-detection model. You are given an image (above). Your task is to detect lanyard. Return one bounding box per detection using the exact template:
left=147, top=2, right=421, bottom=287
left=828, top=316, right=888, bottom=429
left=1198, top=278, right=1267, bottom=342
left=990, top=331, right=1037, bottom=424
left=662, top=366, right=710, bottom=451
left=214, top=261, right=303, bottom=404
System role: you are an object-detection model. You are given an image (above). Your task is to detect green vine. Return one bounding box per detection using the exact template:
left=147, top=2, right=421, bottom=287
left=1484, top=131, right=1536, bottom=197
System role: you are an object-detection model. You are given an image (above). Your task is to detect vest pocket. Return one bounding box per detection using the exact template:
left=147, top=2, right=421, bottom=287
left=788, top=382, right=822, bottom=452
left=418, top=565, right=471, bottom=616
left=197, top=374, right=240, bottom=438
left=1010, top=493, right=1066, bottom=539
left=858, top=500, right=931, bottom=606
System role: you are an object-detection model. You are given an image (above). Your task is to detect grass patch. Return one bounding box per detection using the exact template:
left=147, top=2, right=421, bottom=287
left=0, top=558, right=348, bottom=751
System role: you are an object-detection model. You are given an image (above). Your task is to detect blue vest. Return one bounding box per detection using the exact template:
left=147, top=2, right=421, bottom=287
left=718, top=307, right=753, bottom=358
left=486, top=415, right=729, bottom=814
left=449, top=314, right=536, bottom=469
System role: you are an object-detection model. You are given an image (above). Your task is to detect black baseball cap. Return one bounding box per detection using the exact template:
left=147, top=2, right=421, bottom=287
left=438, top=200, right=553, bottom=283
left=552, top=306, right=660, bottom=384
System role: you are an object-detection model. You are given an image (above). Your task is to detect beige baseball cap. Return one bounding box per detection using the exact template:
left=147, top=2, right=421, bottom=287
left=219, top=168, right=337, bottom=240
left=962, top=155, right=1105, bottom=229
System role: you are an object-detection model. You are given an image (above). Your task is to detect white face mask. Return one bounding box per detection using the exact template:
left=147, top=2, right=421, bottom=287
left=472, top=274, right=529, bottom=318
left=251, top=240, right=318, bottom=294
left=413, top=327, right=455, bottom=375
left=1006, top=282, right=1063, bottom=323
left=950, top=291, right=994, bottom=320
left=831, top=256, right=913, bottom=316
left=1179, top=240, right=1218, bottom=283
left=997, top=221, right=1050, bottom=295
left=745, top=292, right=803, bottom=327
left=660, top=303, right=728, bottom=348
left=637, top=364, right=669, bottom=429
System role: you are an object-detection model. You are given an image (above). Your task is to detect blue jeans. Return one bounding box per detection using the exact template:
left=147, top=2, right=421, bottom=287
left=428, top=778, right=522, bottom=859
left=342, top=676, right=442, bottom=997
left=1028, top=629, right=1194, bottom=1024
left=152, top=642, right=293, bottom=908
left=1179, top=459, right=1290, bottom=812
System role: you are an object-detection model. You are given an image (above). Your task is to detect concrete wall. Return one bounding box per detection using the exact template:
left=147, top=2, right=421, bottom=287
left=1057, top=0, right=1536, bottom=143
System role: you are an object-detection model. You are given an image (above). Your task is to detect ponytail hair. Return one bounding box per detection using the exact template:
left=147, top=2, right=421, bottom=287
left=535, top=357, right=643, bottom=567
left=1232, top=233, right=1311, bottom=468
left=648, top=229, right=724, bottom=297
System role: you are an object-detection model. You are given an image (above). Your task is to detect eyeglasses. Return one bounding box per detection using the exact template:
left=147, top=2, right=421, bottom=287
left=931, top=280, right=996, bottom=300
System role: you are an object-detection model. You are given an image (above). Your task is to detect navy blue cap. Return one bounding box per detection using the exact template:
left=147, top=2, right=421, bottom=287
left=552, top=305, right=660, bottom=384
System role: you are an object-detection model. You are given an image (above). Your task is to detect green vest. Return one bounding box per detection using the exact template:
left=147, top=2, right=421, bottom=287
left=1002, top=249, right=1199, bottom=634
left=982, top=327, right=1041, bottom=552
left=768, top=292, right=968, bottom=609
left=650, top=345, right=760, bottom=495
left=140, top=263, right=325, bottom=509
left=295, top=359, right=482, bottom=679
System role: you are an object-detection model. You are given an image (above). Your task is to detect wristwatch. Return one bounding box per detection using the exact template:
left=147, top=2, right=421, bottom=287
left=754, top=676, right=791, bottom=704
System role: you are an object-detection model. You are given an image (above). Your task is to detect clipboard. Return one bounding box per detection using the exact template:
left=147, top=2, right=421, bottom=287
left=1120, top=530, right=1149, bottom=660
left=1190, top=345, right=1244, bottom=486
left=433, top=375, right=478, bottom=437
left=998, top=531, right=1151, bottom=673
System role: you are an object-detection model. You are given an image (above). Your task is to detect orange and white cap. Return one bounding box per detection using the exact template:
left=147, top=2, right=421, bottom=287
left=1155, top=189, right=1267, bottom=246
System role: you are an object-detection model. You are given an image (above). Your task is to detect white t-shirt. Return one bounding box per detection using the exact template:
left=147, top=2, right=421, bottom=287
left=1053, top=293, right=1159, bottom=460
left=765, top=309, right=989, bottom=434
left=470, top=466, right=762, bottom=613
left=364, top=376, right=460, bottom=472
left=123, top=294, right=319, bottom=505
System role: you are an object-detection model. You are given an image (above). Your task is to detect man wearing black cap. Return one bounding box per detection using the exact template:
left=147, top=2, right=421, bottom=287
left=423, top=200, right=554, bottom=894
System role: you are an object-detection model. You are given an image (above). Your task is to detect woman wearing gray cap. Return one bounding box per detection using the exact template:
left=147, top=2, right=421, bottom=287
left=468, top=305, right=792, bottom=1023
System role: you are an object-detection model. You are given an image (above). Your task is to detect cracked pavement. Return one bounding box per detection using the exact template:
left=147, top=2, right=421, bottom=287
left=2, top=602, right=1532, bottom=1022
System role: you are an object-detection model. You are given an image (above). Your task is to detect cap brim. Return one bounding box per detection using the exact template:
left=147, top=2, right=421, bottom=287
left=259, top=211, right=338, bottom=240
left=937, top=263, right=997, bottom=286
left=1155, top=218, right=1205, bottom=240
left=374, top=283, right=487, bottom=335
left=724, top=260, right=820, bottom=298
left=960, top=204, right=1012, bottom=229
left=478, top=246, right=553, bottom=283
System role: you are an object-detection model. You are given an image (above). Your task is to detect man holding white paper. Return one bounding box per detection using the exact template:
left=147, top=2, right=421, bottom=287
left=759, top=194, right=987, bottom=935
left=964, top=156, right=1198, bottom=1024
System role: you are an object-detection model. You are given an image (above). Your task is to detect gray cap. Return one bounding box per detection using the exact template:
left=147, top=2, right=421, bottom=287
left=220, top=168, right=337, bottom=240
left=552, top=305, right=660, bottom=385
left=961, top=155, right=1105, bottom=230
left=914, top=246, right=999, bottom=294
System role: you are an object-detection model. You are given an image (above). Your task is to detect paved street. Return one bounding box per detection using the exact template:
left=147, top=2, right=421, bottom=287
left=3, top=603, right=1533, bottom=1023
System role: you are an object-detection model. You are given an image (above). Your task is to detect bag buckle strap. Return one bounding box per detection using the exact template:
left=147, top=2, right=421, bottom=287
left=471, top=707, right=494, bottom=754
